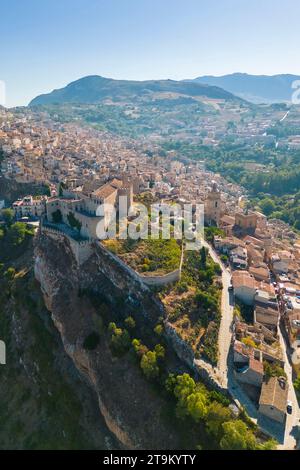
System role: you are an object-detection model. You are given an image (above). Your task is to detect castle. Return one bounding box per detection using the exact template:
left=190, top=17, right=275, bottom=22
left=46, top=176, right=133, bottom=240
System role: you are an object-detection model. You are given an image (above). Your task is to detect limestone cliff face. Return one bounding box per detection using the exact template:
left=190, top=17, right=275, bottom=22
left=34, top=231, right=180, bottom=450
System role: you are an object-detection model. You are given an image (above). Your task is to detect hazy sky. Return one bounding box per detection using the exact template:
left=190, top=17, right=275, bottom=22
left=1, top=0, right=300, bottom=107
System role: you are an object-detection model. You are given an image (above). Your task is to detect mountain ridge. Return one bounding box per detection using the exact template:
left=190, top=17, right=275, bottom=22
left=189, top=73, right=300, bottom=103
left=29, top=74, right=242, bottom=106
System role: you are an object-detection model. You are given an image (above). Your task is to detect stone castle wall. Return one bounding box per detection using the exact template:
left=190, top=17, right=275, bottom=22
left=40, top=225, right=92, bottom=266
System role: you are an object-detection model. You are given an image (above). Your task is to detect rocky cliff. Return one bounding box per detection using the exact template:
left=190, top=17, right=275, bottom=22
left=34, top=230, right=181, bottom=449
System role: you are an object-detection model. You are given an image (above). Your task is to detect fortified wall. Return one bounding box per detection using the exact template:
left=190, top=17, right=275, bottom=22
left=36, top=227, right=226, bottom=396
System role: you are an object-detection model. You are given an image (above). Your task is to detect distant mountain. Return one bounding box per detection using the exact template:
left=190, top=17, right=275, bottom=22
left=189, top=73, right=300, bottom=103
left=29, top=75, right=241, bottom=106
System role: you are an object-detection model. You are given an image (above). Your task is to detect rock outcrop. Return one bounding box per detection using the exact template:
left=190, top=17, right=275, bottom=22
left=34, top=230, right=181, bottom=449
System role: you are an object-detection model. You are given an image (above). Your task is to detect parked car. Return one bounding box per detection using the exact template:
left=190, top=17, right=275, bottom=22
left=287, top=401, right=293, bottom=414
left=228, top=284, right=233, bottom=291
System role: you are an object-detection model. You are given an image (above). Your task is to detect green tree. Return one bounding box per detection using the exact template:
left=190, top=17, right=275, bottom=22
left=67, top=212, right=82, bottom=232
left=52, top=209, right=63, bottom=224
left=140, top=351, right=159, bottom=379
left=206, top=402, right=231, bottom=439
left=185, top=392, right=207, bottom=421
left=200, top=246, right=207, bottom=268
left=173, top=373, right=196, bottom=402
left=2, top=208, right=14, bottom=226
left=259, top=198, right=276, bottom=216
left=7, top=222, right=27, bottom=246
left=220, top=420, right=256, bottom=450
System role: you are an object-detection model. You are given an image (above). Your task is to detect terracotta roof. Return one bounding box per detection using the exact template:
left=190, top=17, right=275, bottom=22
left=232, top=271, right=257, bottom=289
left=233, top=340, right=254, bottom=358
left=249, top=357, right=264, bottom=375
left=244, top=235, right=264, bottom=247
left=255, top=304, right=279, bottom=319
left=247, top=244, right=264, bottom=258
left=220, top=215, right=235, bottom=225
left=92, top=183, right=118, bottom=199
left=223, top=236, right=246, bottom=247
left=249, top=266, right=269, bottom=280
left=109, top=178, right=124, bottom=189
left=259, top=377, right=288, bottom=412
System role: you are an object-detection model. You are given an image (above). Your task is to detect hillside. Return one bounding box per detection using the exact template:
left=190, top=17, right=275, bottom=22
left=29, top=75, right=240, bottom=106
left=27, top=76, right=250, bottom=140
left=191, top=73, right=300, bottom=103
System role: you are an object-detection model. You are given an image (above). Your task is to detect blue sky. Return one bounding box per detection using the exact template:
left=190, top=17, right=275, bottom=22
left=1, top=0, right=300, bottom=107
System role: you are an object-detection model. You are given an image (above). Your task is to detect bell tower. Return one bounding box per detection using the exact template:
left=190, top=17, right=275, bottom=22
left=205, top=181, right=222, bottom=226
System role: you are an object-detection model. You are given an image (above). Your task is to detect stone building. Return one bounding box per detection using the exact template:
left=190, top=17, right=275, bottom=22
left=259, top=376, right=288, bottom=424
left=204, top=181, right=224, bottom=226
left=46, top=177, right=133, bottom=240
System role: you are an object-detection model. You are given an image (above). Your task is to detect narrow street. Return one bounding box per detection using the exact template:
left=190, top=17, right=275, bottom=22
left=202, top=239, right=234, bottom=388
left=277, top=324, right=300, bottom=449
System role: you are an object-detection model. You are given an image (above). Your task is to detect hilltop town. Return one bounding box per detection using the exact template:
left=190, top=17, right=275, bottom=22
left=1, top=106, right=300, bottom=450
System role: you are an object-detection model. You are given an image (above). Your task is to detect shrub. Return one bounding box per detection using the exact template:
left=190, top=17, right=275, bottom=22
left=176, top=281, right=189, bottom=294
left=241, top=337, right=256, bottom=349
left=154, top=343, right=165, bottom=359
left=132, top=338, right=149, bottom=357
left=108, top=322, right=117, bottom=333
left=206, top=402, right=231, bottom=439
left=154, top=324, right=163, bottom=336
left=67, top=211, right=82, bottom=232
left=263, top=361, right=286, bottom=379
left=110, top=327, right=131, bottom=356
left=125, top=316, right=136, bottom=329
left=2, top=208, right=14, bottom=225
left=208, top=390, right=230, bottom=407
left=7, top=222, right=27, bottom=246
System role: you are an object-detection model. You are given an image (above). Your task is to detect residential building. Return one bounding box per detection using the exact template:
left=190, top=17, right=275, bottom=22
left=259, top=377, right=288, bottom=424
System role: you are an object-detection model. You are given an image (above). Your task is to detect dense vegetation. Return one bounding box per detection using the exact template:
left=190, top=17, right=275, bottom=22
left=160, top=248, right=222, bottom=364
left=91, top=307, right=275, bottom=450
left=161, top=138, right=300, bottom=229
left=165, top=373, right=276, bottom=450
left=0, top=214, right=35, bottom=263
left=104, top=238, right=182, bottom=275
